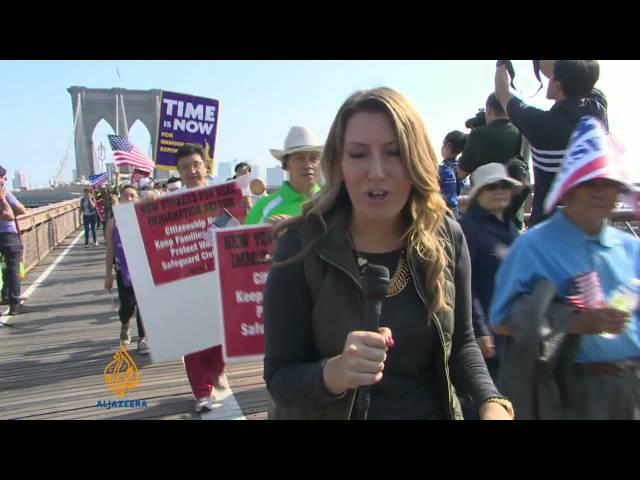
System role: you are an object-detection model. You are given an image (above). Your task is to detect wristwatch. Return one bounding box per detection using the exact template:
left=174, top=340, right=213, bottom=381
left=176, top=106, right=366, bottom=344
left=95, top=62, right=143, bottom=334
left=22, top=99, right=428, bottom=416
left=483, top=397, right=515, bottom=419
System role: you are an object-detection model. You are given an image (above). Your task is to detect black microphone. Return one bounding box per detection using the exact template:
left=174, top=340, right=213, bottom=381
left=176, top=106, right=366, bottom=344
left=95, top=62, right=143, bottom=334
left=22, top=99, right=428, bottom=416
left=358, top=263, right=390, bottom=420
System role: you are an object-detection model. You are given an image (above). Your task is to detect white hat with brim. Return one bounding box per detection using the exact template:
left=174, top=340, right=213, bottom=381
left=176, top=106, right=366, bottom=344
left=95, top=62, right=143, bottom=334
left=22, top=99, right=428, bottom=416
left=270, top=126, right=323, bottom=162
left=468, top=162, right=522, bottom=200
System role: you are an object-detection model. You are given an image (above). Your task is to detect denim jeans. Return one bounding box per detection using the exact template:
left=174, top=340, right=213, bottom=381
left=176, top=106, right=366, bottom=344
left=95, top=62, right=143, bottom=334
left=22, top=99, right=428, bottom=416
left=0, top=233, right=22, bottom=306
left=83, top=214, right=97, bottom=245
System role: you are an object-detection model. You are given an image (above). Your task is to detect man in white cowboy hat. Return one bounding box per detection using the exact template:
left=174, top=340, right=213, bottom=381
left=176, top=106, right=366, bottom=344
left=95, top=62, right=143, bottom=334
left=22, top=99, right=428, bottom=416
left=489, top=116, right=640, bottom=419
left=245, top=126, right=322, bottom=226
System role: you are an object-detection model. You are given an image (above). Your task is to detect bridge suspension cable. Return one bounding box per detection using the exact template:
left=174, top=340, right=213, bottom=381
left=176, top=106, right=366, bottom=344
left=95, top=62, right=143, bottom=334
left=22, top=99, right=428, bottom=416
left=51, top=93, right=81, bottom=187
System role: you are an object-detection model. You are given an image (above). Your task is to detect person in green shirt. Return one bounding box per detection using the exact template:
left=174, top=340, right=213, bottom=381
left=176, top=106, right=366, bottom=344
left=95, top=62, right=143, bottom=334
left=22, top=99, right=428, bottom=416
left=245, top=126, right=322, bottom=226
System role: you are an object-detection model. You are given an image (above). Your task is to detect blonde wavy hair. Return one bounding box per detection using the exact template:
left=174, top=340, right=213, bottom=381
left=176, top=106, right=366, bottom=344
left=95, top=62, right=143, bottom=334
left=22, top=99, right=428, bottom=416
left=280, top=87, right=450, bottom=313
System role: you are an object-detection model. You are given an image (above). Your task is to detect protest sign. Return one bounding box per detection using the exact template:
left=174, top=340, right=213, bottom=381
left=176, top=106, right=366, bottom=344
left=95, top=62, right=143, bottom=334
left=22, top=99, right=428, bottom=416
left=213, top=225, right=273, bottom=363
left=134, top=181, right=245, bottom=286
left=113, top=180, right=246, bottom=362
left=155, top=91, right=219, bottom=176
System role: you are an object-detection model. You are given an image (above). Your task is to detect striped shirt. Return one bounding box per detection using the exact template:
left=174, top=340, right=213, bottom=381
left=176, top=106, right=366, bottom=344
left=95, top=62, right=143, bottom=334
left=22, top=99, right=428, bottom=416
left=506, top=92, right=608, bottom=226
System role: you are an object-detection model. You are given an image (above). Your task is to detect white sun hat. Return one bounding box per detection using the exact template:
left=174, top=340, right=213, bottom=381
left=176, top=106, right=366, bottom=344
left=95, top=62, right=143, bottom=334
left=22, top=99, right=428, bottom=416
left=270, top=126, right=323, bottom=162
left=468, top=162, right=522, bottom=200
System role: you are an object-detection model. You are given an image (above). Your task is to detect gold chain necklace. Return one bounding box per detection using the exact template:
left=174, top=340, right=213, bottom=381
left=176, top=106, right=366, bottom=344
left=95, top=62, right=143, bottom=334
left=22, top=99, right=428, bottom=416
left=348, top=233, right=411, bottom=298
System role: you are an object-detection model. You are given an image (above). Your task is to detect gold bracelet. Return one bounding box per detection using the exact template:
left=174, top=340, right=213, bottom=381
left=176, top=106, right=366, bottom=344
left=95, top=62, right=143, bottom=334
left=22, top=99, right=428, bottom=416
left=483, top=397, right=515, bottom=419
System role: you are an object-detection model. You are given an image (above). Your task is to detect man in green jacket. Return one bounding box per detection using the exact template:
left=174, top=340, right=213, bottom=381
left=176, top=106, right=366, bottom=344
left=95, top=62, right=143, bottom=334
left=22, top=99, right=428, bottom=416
left=457, top=94, right=528, bottom=229
left=245, top=126, right=322, bottom=226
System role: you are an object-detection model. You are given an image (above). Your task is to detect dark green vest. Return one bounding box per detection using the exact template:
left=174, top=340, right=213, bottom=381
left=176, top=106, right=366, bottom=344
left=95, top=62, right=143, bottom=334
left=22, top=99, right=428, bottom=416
left=271, top=208, right=463, bottom=420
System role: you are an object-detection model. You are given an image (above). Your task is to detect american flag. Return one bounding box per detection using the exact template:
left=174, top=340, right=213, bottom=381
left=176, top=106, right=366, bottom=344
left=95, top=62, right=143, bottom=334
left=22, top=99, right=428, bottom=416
left=89, top=172, right=108, bottom=188
left=565, top=271, right=605, bottom=310
left=108, top=135, right=154, bottom=173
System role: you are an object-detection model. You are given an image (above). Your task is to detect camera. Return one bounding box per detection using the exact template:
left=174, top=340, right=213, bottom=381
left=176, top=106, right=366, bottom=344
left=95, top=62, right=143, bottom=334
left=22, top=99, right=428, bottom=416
left=465, top=108, right=486, bottom=129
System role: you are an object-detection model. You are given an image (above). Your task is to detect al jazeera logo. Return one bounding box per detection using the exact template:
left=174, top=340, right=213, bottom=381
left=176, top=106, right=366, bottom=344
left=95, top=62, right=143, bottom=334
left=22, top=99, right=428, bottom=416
left=96, top=346, right=148, bottom=410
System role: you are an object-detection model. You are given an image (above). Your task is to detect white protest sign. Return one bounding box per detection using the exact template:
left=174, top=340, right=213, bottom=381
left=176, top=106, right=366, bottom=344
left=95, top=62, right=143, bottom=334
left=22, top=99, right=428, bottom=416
left=113, top=182, right=246, bottom=363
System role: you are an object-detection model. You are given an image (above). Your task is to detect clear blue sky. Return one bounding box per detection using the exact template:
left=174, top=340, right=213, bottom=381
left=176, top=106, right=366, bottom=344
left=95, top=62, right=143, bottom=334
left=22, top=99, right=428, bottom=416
left=3, top=60, right=639, bottom=188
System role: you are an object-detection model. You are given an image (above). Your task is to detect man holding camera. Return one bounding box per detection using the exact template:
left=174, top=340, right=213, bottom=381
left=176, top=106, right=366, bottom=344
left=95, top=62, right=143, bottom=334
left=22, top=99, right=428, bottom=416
left=457, top=93, right=525, bottom=229
left=494, top=60, right=608, bottom=227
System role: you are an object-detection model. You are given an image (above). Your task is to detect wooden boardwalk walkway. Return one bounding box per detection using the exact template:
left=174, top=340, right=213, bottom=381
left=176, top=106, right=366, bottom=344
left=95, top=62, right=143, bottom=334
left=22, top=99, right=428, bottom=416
left=0, top=229, right=268, bottom=420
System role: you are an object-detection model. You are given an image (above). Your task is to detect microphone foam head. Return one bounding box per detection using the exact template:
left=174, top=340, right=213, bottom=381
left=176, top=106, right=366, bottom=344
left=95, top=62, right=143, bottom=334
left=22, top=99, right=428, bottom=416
left=362, top=264, right=390, bottom=300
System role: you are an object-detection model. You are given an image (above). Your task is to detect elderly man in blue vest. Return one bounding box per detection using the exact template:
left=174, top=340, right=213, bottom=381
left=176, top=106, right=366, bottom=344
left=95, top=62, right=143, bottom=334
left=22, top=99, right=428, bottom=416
left=490, top=117, right=640, bottom=420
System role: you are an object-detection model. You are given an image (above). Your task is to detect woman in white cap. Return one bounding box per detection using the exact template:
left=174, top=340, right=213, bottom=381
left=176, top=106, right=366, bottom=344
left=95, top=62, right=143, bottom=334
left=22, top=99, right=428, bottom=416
left=459, top=163, right=521, bottom=394
left=244, top=126, right=322, bottom=226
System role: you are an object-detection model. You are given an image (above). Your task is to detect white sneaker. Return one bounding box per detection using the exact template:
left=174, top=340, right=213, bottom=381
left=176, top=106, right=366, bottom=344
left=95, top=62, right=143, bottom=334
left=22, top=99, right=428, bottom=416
left=195, top=397, right=214, bottom=413
left=94, top=241, right=100, bottom=246
left=120, top=325, right=131, bottom=346
left=138, top=338, right=150, bottom=355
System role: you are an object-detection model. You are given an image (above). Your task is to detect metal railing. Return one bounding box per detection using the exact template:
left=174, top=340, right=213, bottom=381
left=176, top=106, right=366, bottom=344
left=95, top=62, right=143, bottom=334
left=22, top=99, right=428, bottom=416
left=17, top=199, right=82, bottom=273
left=610, top=209, right=640, bottom=239
left=14, top=199, right=638, bottom=276
left=524, top=209, right=638, bottom=238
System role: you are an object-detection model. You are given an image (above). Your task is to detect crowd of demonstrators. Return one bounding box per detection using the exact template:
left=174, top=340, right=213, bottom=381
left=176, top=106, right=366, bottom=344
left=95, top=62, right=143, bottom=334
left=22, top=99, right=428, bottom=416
left=456, top=93, right=528, bottom=230
left=263, top=88, right=513, bottom=420
left=104, top=185, right=149, bottom=355
left=244, top=126, right=322, bottom=227
left=70, top=59, right=637, bottom=421
left=495, top=60, right=608, bottom=226
left=173, top=145, right=229, bottom=413
left=438, top=130, right=468, bottom=218
left=98, top=156, right=230, bottom=401
left=90, top=60, right=638, bottom=421
left=0, top=165, right=28, bottom=316
left=490, top=117, right=639, bottom=420
left=434, top=60, right=630, bottom=420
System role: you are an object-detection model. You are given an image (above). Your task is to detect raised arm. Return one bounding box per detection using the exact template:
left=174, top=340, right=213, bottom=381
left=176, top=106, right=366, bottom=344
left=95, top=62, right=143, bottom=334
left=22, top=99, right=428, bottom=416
left=495, top=63, right=515, bottom=114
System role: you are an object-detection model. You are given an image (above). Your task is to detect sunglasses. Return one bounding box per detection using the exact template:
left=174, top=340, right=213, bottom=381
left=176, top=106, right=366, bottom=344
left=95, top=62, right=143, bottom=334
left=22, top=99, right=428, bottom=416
left=484, top=180, right=512, bottom=192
